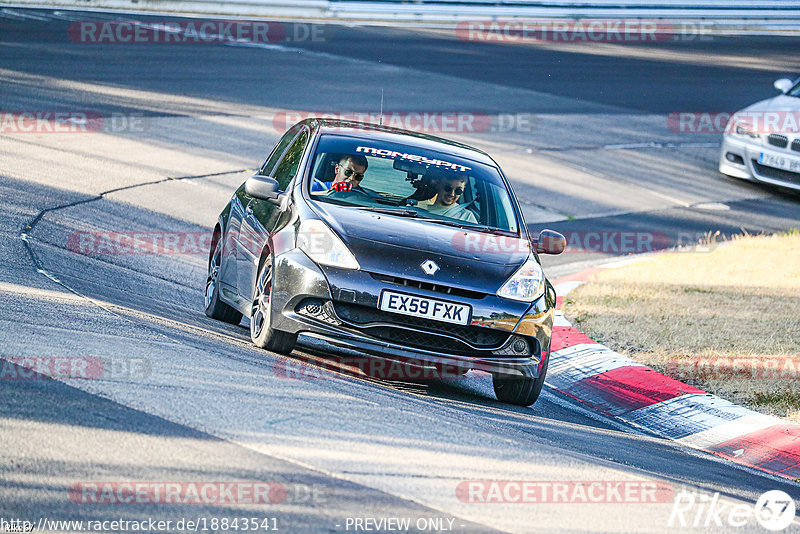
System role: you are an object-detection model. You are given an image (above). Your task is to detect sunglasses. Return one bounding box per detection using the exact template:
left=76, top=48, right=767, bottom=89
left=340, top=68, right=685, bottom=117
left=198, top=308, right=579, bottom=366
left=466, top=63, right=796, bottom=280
left=442, top=185, right=464, bottom=195
left=342, top=168, right=364, bottom=180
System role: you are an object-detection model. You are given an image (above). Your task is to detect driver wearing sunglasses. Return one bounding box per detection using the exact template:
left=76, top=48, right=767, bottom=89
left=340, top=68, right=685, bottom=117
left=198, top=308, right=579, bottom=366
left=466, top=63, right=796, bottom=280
left=419, top=175, right=478, bottom=224
left=312, top=154, right=368, bottom=193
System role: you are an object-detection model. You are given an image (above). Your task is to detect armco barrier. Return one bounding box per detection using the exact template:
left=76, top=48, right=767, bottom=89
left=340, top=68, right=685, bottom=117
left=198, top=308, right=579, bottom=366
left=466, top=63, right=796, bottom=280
left=328, top=0, right=800, bottom=29
left=329, top=0, right=800, bottom=21
left=4, top=0, right=800, bottom=29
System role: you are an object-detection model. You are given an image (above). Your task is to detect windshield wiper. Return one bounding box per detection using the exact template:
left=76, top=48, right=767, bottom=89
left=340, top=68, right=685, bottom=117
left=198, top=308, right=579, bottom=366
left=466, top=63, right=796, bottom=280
left=357, top=207, right=502, bottom=233
left=415, top=217, right=496, bottom=233
left=356, top=206, right=421, bottom=217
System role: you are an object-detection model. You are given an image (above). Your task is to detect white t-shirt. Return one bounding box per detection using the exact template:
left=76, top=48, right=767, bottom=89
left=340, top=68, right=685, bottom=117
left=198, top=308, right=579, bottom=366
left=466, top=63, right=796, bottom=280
left=419, top=199, right=478, bottom=223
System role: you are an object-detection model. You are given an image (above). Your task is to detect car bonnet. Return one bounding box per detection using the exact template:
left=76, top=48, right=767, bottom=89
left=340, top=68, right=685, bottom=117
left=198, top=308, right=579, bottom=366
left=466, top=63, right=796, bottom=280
left=311, top=202, right=531, bottom=291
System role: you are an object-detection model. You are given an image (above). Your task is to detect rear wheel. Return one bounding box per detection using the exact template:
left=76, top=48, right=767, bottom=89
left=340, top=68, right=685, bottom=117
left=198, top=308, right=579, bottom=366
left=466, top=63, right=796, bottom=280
left=205, top=234, right=243, bottom=325
left=492, top=356, right=549, bottom=406
left=250, top=256, right=296, bottom=354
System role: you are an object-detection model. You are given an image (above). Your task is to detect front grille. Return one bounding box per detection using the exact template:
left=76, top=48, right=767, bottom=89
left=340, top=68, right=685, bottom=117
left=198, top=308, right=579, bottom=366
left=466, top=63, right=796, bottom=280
left=752, top=160, right=800, bottom=184
left=365, top=327, right=479, bottom=353
left=333, top=301, right=510, bottom=351
left=792, top=139, right=800, bottom=153
left=768, top=134, right=789, bottom=148
left=370, top=273, right=484, bottom=300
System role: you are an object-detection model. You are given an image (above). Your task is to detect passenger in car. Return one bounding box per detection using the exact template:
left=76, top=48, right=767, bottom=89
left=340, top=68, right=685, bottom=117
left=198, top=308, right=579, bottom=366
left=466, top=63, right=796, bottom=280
left=418, top=175, right=478, bottom=223
left=312, top=154, right=368, bottom=192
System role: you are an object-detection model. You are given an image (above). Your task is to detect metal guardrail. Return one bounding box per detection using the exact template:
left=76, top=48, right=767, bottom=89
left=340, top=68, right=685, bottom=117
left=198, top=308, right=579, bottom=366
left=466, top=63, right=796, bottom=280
left=330, top=0, right=800, bottom=6
left=328, top=0, right=800, bottom=22
left=4, top=0, right=800, bottom=26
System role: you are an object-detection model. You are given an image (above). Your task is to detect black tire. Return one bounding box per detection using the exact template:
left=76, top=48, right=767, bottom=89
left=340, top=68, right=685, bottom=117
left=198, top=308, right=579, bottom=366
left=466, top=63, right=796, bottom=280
left=250, top=255, right=297, bottom=355
left=205, top=233, right=243, bottom=325
left=492, top=356, right=549, bottom=407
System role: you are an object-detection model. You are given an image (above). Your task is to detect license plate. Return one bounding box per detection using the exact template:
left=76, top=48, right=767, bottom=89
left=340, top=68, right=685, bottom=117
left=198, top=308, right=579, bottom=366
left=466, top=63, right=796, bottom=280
left=379, top=291, right=471, bottom=326
left=759, top=152, right=800, bottom=173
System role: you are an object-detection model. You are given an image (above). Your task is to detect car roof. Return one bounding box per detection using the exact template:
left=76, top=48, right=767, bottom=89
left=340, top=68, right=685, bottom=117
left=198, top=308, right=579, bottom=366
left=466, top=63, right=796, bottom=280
left=302, top=118, right=498, bottom=167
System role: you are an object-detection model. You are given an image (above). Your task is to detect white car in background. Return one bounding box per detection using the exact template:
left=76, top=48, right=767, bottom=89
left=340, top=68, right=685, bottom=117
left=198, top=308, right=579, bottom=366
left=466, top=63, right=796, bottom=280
left=719, top=77, right=800, bottom=191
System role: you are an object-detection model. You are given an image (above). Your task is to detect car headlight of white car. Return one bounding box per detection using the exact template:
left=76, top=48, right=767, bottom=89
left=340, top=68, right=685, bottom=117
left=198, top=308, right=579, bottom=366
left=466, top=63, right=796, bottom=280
left=730, top=118, right=760, bottom=139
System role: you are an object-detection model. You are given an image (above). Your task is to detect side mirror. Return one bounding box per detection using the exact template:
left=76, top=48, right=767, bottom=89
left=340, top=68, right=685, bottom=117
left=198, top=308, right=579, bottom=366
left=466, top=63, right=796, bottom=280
left=774, top=78, right=793, bottom=94
left=533, top=229, right=566, bottom=255
left=245, top=174, right=280, bottom=201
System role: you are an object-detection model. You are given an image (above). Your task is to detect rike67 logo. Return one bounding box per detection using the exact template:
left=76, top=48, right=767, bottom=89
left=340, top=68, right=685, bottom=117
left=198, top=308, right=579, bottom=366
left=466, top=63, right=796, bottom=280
left=669, top=489, right=796, bottom=531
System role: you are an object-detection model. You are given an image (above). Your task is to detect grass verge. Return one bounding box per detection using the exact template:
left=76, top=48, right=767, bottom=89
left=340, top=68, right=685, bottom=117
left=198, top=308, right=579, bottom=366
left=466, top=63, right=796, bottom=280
left=563, top=231, right=800, bottom=423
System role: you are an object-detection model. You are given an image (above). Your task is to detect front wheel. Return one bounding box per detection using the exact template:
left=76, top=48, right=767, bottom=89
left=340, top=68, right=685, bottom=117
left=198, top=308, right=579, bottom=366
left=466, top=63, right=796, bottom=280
left=250, top=256, right=297, bottom=354
left=492, top=356, right=549, bottom=406
left=205, top=234, right=243, bottom=325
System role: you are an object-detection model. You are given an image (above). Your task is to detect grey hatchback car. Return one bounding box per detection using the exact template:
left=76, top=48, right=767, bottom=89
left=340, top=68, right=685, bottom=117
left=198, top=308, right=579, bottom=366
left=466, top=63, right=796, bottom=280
left=205, top=119, right=565, bottom=406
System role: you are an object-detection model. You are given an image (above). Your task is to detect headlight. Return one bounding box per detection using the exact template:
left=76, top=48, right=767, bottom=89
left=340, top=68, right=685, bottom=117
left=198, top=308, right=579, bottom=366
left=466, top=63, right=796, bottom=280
left=731, top=120, right=759, bottom=139
left=297, top=219, right=360, bottom=270
left=497, top=258, right=545, bottom=302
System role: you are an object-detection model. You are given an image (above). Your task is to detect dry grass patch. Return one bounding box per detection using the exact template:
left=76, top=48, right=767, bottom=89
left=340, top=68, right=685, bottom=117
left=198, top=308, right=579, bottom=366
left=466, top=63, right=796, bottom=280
left=563, top=232, right=800, bottom=422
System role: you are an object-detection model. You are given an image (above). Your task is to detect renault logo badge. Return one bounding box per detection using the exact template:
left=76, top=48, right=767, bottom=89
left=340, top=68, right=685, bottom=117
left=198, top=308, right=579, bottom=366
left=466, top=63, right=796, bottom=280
left=421, top=260, right=439, bottom=275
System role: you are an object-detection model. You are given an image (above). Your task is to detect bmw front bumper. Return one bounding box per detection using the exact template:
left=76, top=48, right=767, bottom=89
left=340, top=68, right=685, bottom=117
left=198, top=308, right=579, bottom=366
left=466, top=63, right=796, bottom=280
left=719, top=134, right=800, bottom=191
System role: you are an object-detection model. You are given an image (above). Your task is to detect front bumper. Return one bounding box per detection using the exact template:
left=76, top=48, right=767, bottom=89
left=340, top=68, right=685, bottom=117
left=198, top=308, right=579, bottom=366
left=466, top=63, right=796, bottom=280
left=719, top=134, right=800, bottom=191
left=269, top=249, right=554, bottom=378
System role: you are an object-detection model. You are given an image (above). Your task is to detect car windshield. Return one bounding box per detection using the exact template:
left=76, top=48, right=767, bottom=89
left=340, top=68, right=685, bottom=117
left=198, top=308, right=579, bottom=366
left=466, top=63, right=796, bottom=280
left=307, top=135, right=520, bottom=233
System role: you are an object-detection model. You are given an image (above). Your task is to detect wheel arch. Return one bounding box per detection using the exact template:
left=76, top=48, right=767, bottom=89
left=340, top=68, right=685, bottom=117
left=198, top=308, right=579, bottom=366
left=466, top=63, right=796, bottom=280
left=256, top=240, right=273, bottom=281
left=208, top=223, right=222, bottom=268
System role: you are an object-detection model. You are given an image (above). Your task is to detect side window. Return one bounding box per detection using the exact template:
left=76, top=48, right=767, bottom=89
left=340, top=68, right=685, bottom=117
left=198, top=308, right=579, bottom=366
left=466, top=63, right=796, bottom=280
left=272, top=130, right=310, bottom=191
left=261, top=124, right=302, bottom=177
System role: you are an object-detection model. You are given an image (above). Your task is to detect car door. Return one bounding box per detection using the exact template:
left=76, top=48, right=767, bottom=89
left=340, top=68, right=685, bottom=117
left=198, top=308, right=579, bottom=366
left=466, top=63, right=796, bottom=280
left=220, top=124, right=302, bottom=297
left=237, top=127, right=311, bottom=302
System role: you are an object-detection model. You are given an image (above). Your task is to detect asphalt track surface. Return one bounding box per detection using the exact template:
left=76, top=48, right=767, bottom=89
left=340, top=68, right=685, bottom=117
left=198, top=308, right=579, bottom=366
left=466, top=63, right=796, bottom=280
left=1, top=8, right=799, bottom=533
